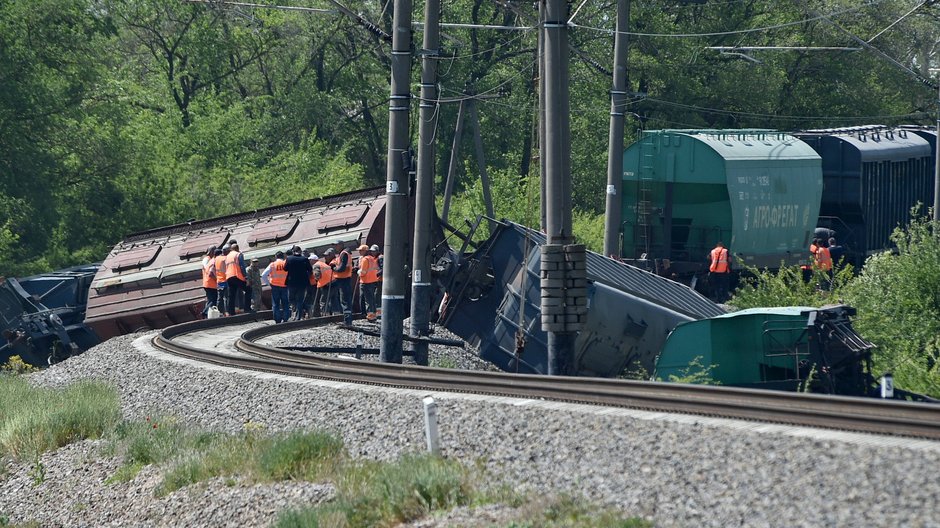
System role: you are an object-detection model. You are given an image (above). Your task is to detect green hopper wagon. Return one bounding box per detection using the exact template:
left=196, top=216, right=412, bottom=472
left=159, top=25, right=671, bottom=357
left=621, top=130, right=823, bottom=276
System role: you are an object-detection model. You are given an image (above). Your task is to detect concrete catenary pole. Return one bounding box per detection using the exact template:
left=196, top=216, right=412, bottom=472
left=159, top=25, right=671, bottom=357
left=538, top=1, right=547, bottom=231
left=541, top=0, right=579, bottom=375
left=380, top=0, right=413, bottom=364
left=603, top=0, right=631, bottom=257
left=934, top=78, right=940, bottom=222
left=410, top=0, right=441, bottom=366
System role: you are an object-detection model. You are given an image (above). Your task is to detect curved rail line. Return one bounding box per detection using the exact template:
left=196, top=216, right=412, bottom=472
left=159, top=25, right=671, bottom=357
left=152, top=314, right=940, bottom=440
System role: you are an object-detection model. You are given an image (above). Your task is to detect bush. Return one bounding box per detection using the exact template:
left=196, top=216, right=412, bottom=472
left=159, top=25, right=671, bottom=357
left=843, top=217, right=940, bottom=396
left=728, top=263, right=854, bottom=311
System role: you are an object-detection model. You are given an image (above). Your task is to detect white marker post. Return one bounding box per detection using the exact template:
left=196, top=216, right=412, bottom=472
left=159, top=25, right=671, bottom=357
left=423, top=396, right=440, bottom=455
left=880, top=373, right=894, bottom=399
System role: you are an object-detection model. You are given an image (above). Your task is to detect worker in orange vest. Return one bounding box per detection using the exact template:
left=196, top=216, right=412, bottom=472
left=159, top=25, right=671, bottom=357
left=262, top=250, right=289, bottom=323
left=224, top=240, right=248, bottom=316
left=358, top=244, right=380, bottom=321
left=214, top=247, right=228, bottom=315
left=201, top=245, right=218, bottom=318
left=313, top=248, right=335, bottom=316
left=708, top=241, right=731, bottom=303
left=813, top=239, right=833, bottom=290
left=370, top=244, right=383, bottom=317
left=331, top=241, right=354, bottom=325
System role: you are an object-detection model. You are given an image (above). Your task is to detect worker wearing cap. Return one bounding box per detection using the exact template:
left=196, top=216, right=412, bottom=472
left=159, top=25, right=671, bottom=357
left=201, top=246, right=218, bottom=318
left=214, top=247, right=228, bottom=316
left=358, top=244, right=380, bottom=321
left=262, top=251, right=289, bottom=323
left=331, top=241, right=353, bottom=325
left=304, top=252, right=319, bottom=319
left=224, top=241, right=248, bottom=316
left=370, top=244, right=383, bottom=317
left=313, top=248, right=336, bottom=316
left=245, top=257, right=263, bottom=313
left=285, top=245, right=312, bottom=321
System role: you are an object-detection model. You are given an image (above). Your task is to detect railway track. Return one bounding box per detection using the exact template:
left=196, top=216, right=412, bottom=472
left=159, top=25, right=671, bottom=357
left=153, top=313, right=940, bottom=441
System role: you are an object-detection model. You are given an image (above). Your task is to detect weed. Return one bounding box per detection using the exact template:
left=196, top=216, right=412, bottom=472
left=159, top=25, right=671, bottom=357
left=0, top=357, right=37, bottom=375
left=257, top=431, right=344, bottom=481
left=28, top=454, right=44, bottom=485
left=429, top=356, right=458, bottom=369
left=663, top=356, right=720, bottom=385
left=277, top=454, right=472, bottom=527
left=0, top=377, right=120, bottom=460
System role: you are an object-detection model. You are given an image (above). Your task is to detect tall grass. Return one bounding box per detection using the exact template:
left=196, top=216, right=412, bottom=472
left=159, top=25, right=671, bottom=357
left=277, top=454, right=472, bottom=527
left=0, top=376, right=120, bottom=459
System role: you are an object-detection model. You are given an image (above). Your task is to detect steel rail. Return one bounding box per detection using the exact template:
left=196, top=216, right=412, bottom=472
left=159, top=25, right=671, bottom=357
left=153, top=315, right=940, bottom=440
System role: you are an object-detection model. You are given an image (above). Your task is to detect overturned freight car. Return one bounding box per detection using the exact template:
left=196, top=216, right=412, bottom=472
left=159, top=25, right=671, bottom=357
left=0, top=265, right=100, bottom=366
left=85, top=187, right=413, bottom=339
left=437, top=221, right=725, bottom=377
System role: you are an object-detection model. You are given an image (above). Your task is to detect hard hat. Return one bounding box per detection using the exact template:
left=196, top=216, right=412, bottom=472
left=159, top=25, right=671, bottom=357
left=358, top=244, right=369, bottom=252
left=369, top=244, right=380, bottom=252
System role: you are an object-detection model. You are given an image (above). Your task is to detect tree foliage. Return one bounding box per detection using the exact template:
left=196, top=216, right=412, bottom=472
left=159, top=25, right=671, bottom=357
left=0, top=0, right=937, bottom=280
left=843, top=218, right=940, bottom=396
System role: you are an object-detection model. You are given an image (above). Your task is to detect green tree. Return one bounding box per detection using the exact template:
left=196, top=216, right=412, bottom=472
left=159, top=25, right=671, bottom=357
left=844, top=217, right=940, bottom=396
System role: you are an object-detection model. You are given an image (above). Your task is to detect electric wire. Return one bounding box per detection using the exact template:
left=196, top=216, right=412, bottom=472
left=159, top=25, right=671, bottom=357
left=570, top=1, right=888, bottom=38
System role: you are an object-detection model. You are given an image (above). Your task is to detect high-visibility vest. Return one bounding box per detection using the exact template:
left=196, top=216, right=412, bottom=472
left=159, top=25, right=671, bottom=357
left=314, top=260, right=333, bottom=288
left=815, top=247, right=833, bottom=271
left=360, top=255, right=380, bottom=284
left=214, top=255, right=227, bottom=285
left=333, top=249, right=353, bottom=279
left=269, top=259, right=288, bottom=287
left=202, top=257, right=217, bottom=289
left=709, top=247, right=729, bottom=273
left=225, top=251, right=246, bottom=281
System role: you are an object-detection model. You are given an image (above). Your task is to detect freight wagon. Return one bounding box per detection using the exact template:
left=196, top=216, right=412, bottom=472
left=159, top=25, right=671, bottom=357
left=620, top=126, right=936, bottom=278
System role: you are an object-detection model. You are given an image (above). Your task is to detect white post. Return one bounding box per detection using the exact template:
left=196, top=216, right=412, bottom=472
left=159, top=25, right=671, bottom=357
left=423, top=396, right=440, bottom=454
left=880, top=373, right=894, bottom=399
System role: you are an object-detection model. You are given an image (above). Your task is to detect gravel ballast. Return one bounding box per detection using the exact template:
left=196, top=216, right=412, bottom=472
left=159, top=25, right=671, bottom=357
left=2, top=328, right=940, bottom=527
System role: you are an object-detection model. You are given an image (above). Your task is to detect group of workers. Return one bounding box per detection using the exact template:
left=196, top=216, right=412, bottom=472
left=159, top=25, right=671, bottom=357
left=707, top=235, right=846, bottom=302
left=200, top=240, right=383, bottom=325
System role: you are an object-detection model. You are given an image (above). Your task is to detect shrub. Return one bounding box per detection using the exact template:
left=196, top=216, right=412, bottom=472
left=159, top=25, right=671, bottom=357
left=843, top=216, right=940, bottom=397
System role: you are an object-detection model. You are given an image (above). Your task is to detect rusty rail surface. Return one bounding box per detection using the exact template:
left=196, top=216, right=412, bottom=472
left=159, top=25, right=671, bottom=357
left=153, top=314, right=940, bottom=440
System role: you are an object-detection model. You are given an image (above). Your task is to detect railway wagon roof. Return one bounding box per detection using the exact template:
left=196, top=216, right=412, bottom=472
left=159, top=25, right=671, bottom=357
left=639, top=129, right=821, bottom=162
left=796, top=127, right=931, bottom=161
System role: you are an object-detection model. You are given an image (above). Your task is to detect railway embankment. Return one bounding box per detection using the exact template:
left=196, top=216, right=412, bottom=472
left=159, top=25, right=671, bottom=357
left=3, top=328, right=940, bottom=527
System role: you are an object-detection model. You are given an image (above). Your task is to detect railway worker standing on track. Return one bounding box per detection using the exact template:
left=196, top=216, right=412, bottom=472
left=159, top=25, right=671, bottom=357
left=201, top=246, right=218, bottom=318
left=304, top=252, right=319, bottom=319
left=358, top=244, right=380, bottom=321
left=225, top=241, right=248, bottom=316
left=285, top=245, right=312, bottom=322
left=313, top=248, right=335, bottom=316
left=262, top=251, right=289, bottom=323
left=331, top=241, right=354, bottom=325
left=245, top=257, right=263, bottom=313
left=214, top=247, right=228, bottom=316
left=370, top=244, right=383, bottom=317
left=708, top=241, right=731, bottom=303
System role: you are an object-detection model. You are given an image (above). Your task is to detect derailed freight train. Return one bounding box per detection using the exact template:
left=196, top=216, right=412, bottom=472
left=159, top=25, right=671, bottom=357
left=437, top=219, right=726, bottom=377
left=0, top=265, right=100, bottom=366
left=435, top=219, right=930, bottom=400
left=85, top=187, right=414, bottom=339
left=621, top=126, right=936, bottom=277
